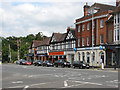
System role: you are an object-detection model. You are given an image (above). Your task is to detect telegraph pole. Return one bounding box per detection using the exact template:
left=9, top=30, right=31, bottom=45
left=9, top=44, right=11, bottom=63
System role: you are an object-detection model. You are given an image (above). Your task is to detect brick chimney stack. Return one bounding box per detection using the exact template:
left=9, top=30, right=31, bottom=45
left=84, top=2, right=90, bottom=16
left=116, top=0, right=120, bottom=7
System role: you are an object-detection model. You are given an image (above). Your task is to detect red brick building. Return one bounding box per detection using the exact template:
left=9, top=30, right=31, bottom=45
left=75, top=3, right=116, bottom=67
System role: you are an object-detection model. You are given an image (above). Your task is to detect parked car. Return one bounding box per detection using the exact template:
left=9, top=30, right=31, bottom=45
left=54, top=59, right=71, bottom=68
left=19, top=59, right=26, bottom=65
left=25, top=60, right=32, bottom=65
left=42, top=60, right=54, bottom=67
left=16, top=60, right=21, bottom=64
left=33, top=60, right=43, bottom=66
left=72, top=61, right=89, bottom=69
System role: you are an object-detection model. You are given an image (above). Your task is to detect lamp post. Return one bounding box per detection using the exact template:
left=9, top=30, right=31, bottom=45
left=92, top=8, right=94, bottom=69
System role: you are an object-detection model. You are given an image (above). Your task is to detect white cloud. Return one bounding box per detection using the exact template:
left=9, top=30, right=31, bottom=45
left=0, top=1, right=115, bottom=37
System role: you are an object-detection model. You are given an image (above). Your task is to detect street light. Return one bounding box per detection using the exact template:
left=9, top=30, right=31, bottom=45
left=88, top=7, right=100, bottom=68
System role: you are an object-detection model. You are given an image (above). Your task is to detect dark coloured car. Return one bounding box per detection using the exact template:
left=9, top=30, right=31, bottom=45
left=72, top=61, right=89, bottom=69
left=54, top=59, right=71, bottom=68
left=42, top=60, right=54, bottom=67
left=19, top=60, right=26, bottom=65
left=33, top=60, right=43, bottom=66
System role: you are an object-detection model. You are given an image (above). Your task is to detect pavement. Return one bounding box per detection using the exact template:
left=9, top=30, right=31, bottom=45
left=2, top=64, right=119, bottom=90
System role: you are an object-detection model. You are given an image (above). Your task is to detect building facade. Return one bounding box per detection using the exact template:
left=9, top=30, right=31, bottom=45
left=49, top=27, right=76, bottom=64
left=27, top=40, right=41, bottom=62
left=105, top=1, right=120, bottom=67
left=37, top=37, right=51, bottom=61
left=75, top=3, right=116, bottom=67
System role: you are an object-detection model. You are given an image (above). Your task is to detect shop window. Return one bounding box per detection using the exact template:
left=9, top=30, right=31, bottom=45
left=82, top=52, right=85, bottom=62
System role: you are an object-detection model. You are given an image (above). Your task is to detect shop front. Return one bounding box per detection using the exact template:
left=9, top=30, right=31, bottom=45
left=76, top=46, right=106, bottom=67
left=37, top=54, right=49, bottom=61
left=106, top=45, right=120, bottom=67
left=49, top=51, right=67, bottom=63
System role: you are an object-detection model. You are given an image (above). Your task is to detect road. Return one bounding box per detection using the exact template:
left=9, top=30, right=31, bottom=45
left=2, top=64, right=119, bottom=90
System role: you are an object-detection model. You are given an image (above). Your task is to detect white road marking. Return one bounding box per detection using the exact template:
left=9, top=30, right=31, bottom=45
left=64, top=81, right=68, bottom=87
left=88, top=78, right=91, bottom=79
left=82, top=78, right=85, bottom=80
left=71, top=80, right=103, bottom=86
left=23, top=85, right=29, bottom=90
left=12, top=81, right=23, bottom=84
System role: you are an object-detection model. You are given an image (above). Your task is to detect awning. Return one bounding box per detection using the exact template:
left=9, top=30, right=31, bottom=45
left=38, top=55, right=46, bottom=56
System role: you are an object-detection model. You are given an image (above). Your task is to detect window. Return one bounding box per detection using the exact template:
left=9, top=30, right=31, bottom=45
left=87, top=23, right=89, bottom=30
left=100, top=34, right=104, bottom=44
left=87, top=37, right=89, bottom=46
left=82, top=24, right=85, bottom=31
left=100, top=19, right=104, bottom=28
left=78, top=38, right=80, bottom=47
left=78, top=26, right=80, bottom=32
left=82, top=37, right=84, bottom=46
left=82, top=52, right=85, bottom=62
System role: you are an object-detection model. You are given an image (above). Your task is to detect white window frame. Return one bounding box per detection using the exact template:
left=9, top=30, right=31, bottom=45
left=87, top=23, right=89, bottom=30
left=100, top=19, right=104, bottom=28
left=87, top=37, right=89, bottom=46
left=82, top=24, right=85, bottom=31
left=82, top=37, right=84, bottom=46
left=78, top=38, right=80, bottom=47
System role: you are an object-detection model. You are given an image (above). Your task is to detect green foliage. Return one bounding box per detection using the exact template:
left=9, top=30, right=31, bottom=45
left=1, top=32, right=47, bottom=63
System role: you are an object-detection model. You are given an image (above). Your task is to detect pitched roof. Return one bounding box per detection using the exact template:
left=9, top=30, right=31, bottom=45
left=90, top=3, right=115, bottom=12
left=76, top=3, right=116, bottom=21
left=53, top=33, right=63, bottom=42
left=111, top=6, right=120, bottom=14
left=40, top=37, right=51, bottom=46
left=51, top=28, right=76, bottom=43
left=32, top=40, right=42, bottom=47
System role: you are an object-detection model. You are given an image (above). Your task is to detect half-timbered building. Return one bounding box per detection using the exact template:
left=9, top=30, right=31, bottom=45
left=49, top=27, right=76, bottom=64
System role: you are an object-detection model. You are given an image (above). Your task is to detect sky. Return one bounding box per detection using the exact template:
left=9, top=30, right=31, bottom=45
left=0, top=0, right=116, bottom=38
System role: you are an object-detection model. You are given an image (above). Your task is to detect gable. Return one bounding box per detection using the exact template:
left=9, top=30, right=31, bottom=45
left=51, top=36, right=56, bottom=42
left=66, top=31, right=74, bottom=40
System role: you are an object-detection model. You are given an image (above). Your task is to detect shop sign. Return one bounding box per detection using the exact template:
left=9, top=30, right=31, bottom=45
left=49, top=51, right=64, bottom=55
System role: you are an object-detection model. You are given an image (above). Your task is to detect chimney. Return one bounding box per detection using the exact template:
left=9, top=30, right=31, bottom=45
left=67, top=26, right=70, bottom=32
left=83, top=2, right=90, bottom=16
left=116, top=0, right=120, bottom=7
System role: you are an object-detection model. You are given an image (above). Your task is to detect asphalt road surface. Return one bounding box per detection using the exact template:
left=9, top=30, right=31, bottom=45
left=2, top=64, right=119, bottom=90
